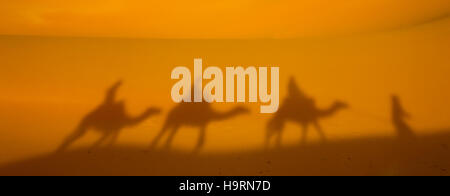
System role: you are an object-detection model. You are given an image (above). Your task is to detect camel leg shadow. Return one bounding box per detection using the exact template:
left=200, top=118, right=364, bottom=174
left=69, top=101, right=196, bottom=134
left=164, top=126, right=180, bottom=150
left=106, top=131, right=120, bottom=147
left=313, top=121, right=327, bottom=143
left=149, top=127, right=167, bottom=150
left=192, top=126, right=206, bottom=154
left=264, top=130, right=284, bottom=150
left=149, top=124, right=180, bottom=151
left=275, top=132, right=282, bottom=149
left=299, top=122, right=327, bottom=146
left=89, top=133, right=113, bottom=153
left=301, top=124, right=308, bottom=146
left=56, top=125, right=89, bottom=153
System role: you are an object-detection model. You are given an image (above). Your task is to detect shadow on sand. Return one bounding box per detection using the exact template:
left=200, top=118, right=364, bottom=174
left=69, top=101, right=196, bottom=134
left=57, top=81, right=161, bottom=152
left=392, top=95, right=416, bottom=141
left=4, top=79, right=446, bottom=176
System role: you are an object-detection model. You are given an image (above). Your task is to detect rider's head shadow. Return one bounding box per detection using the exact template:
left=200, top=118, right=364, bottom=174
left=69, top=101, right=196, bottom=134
left=57, top=81, right=161, bottom=152
left=266, top=77, right=349, bottom=148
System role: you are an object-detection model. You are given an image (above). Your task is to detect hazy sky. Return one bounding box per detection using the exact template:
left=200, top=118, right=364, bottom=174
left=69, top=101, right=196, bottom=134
left=0, top=0, right=449, bottom=38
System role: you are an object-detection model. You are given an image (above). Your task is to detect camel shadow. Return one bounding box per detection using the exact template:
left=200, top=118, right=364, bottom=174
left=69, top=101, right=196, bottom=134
left=266, top=77, right=349, bottom=149
left=150, top=84, right=249, bottom=153
left=392, top=95, right=415, bottom=141
left=57, top=81, right=161, bottom=152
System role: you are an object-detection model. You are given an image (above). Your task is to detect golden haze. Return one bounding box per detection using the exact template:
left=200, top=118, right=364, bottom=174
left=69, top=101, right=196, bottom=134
left=0, top=0, right=449, bottom=38
left=0, top=1, right=449, bottom=175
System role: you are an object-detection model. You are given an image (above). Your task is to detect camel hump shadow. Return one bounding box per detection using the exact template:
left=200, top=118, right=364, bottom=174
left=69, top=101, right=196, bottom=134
left=57, top=81, right=161, bottom=152
left=266, top=77, right=349, bottom=148
left=149, top=83, right=250, bottom=153
left=391, top=95, right=415, bottom=140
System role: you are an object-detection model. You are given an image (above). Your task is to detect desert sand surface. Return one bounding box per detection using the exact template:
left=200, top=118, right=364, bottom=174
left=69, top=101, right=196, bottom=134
left=1, top=129, right=449, bottom=176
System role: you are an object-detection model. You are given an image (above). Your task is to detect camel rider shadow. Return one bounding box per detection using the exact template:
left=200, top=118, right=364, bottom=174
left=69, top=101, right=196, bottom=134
left=149, top=83, right=249, bottom=153
left=266, top=77, right=349, bottom=148
left=57, top=81, right=161, bottom=152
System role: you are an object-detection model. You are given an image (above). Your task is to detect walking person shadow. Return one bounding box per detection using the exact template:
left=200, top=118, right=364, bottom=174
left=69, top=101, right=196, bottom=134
left=391, top=95, right=415, bottom=141
left=57, top=81, right=161, bottom=152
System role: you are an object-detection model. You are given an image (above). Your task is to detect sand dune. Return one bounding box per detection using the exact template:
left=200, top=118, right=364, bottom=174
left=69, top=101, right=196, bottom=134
left=1, top=129, right=449, bottom=176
